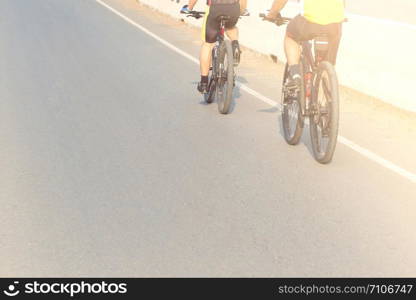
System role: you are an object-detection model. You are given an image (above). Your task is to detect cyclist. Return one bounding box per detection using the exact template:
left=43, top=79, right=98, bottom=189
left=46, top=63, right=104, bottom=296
left=181, top=0, right=247, bottom=93
left=266, top=0, right=345, bottom=87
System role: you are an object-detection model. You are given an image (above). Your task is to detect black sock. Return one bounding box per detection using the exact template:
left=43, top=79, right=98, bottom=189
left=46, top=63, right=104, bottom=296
left=231, top=40, right=240, bottom=51
left=289, top=64, right=301, bottom=78
left=201, top=76, right=209, bottom=84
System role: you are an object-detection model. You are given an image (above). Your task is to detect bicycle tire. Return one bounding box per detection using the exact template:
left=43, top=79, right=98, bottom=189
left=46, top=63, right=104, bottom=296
left=281, top=63, right=304, bottom=145
left=310, top=61, right=339, bottom=164
left=216, top=40, right=234, bottom=114
left=204, top=47, right=219, bottom=104
left=204, top=77, right=215, bottom=104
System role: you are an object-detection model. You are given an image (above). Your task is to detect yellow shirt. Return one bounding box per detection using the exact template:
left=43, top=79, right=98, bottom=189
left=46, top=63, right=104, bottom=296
left=303, top=0, right=345, bottom=25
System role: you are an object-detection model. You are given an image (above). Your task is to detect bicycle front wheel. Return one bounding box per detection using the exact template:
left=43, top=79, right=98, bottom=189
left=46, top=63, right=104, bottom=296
left=310, top=61, right=340, bottom=164
left=281, top=63, right=304, bottom=145
left=216, top=40, right=234, bottom=115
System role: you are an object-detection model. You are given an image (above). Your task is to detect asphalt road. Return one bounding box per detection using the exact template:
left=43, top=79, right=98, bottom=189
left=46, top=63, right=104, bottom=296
left=1, top=0, right=415, bottom=277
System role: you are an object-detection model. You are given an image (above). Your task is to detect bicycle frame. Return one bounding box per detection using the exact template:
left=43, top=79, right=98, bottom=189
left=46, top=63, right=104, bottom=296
left=301, top=37, right=329, bottom=73
left=207, top=17, right=231, bottom=95
left=217, top=18, right=227, bottom=42
left=299, top=36, right=330, bottom=116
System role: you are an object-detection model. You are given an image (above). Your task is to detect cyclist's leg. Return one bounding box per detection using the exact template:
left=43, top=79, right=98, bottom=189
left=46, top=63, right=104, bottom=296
left=200, top=42, right=215, bottom=77
left=284, top=34, right=301, bottom=66
left=198, top=6, right=220, bottom=93
left=285, top=15, right=311, bottom=85
left=225, top=26, right=238, bottom=41
left=226, top=27, right=240, bottom=64
left=326, top=23, right=342, bottom=65
left=223, top=3, right=241, bottom=63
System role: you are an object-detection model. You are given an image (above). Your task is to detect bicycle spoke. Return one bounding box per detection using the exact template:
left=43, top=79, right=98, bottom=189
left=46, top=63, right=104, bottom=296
left=322, top=78, right=332, bottom=102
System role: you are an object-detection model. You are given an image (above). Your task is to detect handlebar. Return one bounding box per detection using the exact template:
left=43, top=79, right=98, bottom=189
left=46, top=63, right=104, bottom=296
left=259, top=13, right=348, bottom=24
left=259, top=13, right=291, bottom=26
left=181, top=10, right=250, bottom=20
left=181, top=10, right=205, bottom=19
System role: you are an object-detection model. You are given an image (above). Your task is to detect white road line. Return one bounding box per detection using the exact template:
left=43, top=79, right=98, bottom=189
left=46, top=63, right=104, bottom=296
left=95, top=0, right=416, bottom=184
left=96, top=0, right=199, bottom=65
left=338, top=137, right=416, bottom=183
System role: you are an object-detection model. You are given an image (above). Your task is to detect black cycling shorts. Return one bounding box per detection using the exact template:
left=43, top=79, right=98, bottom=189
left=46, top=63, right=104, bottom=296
left=287, top=15, right=342, bottom=65
left=202, top=3, right=240, bottom=43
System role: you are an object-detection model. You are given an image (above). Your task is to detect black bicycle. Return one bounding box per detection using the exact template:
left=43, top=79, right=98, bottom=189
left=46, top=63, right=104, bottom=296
left=183, top=10, right=244, bottom=114
left=261, top=14, right=341, bottom=164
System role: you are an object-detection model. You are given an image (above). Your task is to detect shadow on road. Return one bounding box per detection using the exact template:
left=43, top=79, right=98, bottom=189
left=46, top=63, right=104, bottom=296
left=190, top=76, right=250, bottom=114
left=275, top=116, right=319, bottom=161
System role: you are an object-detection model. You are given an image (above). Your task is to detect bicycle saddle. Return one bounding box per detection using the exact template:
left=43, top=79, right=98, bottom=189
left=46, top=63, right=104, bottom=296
left=217, top=15, right=231, bottom=22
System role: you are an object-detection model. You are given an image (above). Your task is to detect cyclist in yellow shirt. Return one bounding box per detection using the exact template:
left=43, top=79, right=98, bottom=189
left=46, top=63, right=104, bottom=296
left=266, top=0, right=345, bottom=86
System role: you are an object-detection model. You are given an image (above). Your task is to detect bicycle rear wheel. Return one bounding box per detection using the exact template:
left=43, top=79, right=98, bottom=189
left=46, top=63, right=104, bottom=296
left=204, top=47, right=219, bottom=104
left=204, top=77, right=215, bottom=104
left=281, top=63, right=304, bottom=145
left=216, top=40, right=234, bottom=114
left=310, top=61, right=339, bottom=164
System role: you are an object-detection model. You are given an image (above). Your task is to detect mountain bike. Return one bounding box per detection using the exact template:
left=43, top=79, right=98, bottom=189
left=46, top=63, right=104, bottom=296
left=183, top=10, right=247, bottom=114
left=260, top=14, right=341, bottom=164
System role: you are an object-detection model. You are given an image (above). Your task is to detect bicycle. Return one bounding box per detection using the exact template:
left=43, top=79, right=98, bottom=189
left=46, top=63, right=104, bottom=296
left=260, top=14, right=342, bottom=164
left=182, top=10, right=247, bottom=114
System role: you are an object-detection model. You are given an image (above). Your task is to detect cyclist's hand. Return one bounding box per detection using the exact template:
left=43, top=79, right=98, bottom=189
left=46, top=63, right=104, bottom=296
left=265, top=13, right=286, bottom=25
left=180, top=5, right=190, bottom=14
left=263, top=13, right=274, bottom=21
left=274, top=13, right=287, bottom=26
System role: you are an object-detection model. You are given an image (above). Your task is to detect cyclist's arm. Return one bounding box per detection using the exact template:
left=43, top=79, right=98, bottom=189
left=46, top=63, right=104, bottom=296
left=239, top=0, right=247, bottom=12
left=187, top=0, right=198, bottom=11
left=267, top=0, right=289, bottom=19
